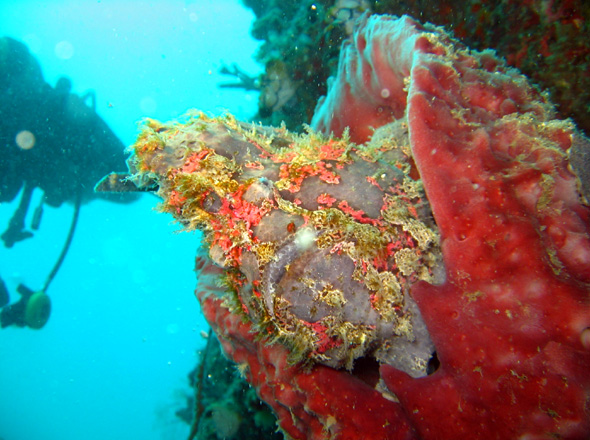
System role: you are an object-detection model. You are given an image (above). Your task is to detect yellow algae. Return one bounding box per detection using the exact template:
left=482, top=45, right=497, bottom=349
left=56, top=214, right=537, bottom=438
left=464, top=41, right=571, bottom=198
left=126, top=111, right=442, bottom=373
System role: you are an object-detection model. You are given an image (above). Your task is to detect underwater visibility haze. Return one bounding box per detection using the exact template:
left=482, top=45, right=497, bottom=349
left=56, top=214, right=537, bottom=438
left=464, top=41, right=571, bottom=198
left=1, top=1, right=590, bottom=440
left=0, top=1, right=259, bottom=439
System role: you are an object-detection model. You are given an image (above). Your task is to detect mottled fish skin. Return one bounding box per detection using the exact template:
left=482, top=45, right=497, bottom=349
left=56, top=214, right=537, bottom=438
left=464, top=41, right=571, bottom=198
left=127, top=113, right=442, bottom=375
left=570, top=133, right=590, bottom=205
left=261, top=227, right=317, bottom=316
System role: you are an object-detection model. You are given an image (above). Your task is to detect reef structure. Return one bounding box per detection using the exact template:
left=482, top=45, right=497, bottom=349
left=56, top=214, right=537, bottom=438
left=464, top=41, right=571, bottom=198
left=128, top=109, right=442, bottom=377
left=124, top=13, right=590, bottom=440
left=311, top=13, right=590, bottom=438
left=242, top=0, right=590, bottom=136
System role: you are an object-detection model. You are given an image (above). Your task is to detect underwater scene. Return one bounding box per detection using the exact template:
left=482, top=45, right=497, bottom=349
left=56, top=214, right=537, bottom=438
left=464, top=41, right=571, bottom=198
left=1, top=1, right=589, bottom=440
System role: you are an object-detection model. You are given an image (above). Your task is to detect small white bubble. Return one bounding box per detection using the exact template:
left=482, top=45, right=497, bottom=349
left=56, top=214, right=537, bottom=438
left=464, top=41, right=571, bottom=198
left=55, top=40, right=74, bottom=60
left=380, top=88, right=390, bottom=98
left=15, top=130, right=36, bottom=150
left=189, top=12, right=198, bottom=22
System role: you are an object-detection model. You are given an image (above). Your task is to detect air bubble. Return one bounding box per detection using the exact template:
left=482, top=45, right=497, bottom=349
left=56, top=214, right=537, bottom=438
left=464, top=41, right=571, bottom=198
left=55, top=40, right=74, bottom=60
left=15, top=130, right=35, bottom=150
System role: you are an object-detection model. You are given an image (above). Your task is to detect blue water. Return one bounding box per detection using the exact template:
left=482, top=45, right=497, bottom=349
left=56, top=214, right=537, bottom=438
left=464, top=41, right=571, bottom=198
left=0, top=2, right=260, bottom=439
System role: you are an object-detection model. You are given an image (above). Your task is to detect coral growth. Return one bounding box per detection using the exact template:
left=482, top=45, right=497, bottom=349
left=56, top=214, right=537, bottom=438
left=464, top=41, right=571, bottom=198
left=128, top=111, right=442, bottom=375
left=126, top=12, right=590, bottom=440
left=313, top=13, right=590, bottom=438
left=176, top=331, right=280, bottom=440
left=242, top=0, right=590, bottom=136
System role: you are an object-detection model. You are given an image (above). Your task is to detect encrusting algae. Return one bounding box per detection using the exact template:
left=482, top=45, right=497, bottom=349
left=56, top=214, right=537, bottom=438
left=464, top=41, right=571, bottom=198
left=127, top=111, right=443, bottom=376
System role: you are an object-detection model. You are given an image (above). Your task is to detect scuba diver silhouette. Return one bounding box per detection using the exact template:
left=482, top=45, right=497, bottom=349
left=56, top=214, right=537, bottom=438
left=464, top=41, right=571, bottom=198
left=0, top=36, right=137, bottom=329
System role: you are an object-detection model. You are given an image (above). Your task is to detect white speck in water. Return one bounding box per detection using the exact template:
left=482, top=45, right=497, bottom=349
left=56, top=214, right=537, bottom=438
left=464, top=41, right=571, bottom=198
left=15, top=130, right=35, bottom=150
left=55, top=40, right=74, bottom=60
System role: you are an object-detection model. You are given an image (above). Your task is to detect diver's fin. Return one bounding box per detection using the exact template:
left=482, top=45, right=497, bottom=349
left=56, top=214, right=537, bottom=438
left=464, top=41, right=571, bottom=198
left=31, top=193, right=44, bottom=230
left=94, top=172, right=156, bottom=193
left=0, top=283, right=33, bottom=328
left=1, top=182, right=35, bottom=247
left=0, top=301, right=25, bottom=328
left=0, top=284, right=49, bottom=329
left=16, top=283, right=35, bottom=298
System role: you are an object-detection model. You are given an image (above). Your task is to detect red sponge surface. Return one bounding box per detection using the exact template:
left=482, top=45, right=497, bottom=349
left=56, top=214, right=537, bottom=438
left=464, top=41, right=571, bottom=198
left=196, top=13, right=590, bottom=439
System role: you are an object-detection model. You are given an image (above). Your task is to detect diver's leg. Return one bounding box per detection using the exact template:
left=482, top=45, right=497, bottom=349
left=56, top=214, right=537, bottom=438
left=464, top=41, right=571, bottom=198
left=1, top=181, right=34, bottom=247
